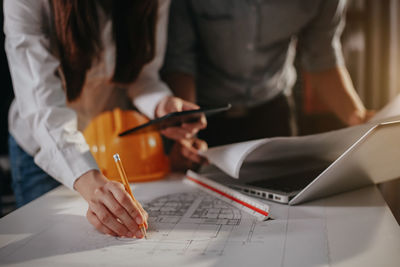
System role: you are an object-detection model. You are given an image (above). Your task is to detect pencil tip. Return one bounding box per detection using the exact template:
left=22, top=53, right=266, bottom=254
left=141, top=228, right=148, bottom=239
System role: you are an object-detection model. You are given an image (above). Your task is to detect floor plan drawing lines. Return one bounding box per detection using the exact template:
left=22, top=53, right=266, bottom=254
left=0, top=180, right=290, bottom=267
left=128, top=190, right=277, bottom=257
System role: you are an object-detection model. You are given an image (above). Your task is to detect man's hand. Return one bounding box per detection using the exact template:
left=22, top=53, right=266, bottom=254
left=169, top=138, right=209, bottom=171
left=347, top=110, right=376, bottom=125
left=155, top=96, right=207, bottom=140
left=74, top=170, right=148, bottom=238
left=307, top=67, right=372, bottom=126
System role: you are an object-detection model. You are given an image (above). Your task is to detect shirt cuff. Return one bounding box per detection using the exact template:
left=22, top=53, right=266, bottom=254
left=40, top=145, right=99, bottom=190
left=62, top=149, right=100, bottom=190
left=132, top=83, right=173, bottom=119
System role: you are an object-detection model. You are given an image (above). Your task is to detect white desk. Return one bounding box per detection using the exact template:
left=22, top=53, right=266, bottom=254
left=0, top=175, right=399, bottom=267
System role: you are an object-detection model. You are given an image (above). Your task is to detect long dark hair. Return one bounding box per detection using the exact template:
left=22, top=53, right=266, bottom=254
left=51, top=0, right=158, bottom=101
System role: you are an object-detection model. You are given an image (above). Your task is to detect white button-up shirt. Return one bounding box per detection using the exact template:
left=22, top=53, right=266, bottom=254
left=4, top=0, right=172, bottom=189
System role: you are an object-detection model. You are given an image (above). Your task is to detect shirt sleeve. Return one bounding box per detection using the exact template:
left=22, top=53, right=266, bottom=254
left=298, top=0, right=347, bottom=72
left=160, top=0, right=198, bottom=77
left=129, top=0, right=172, bottom=119
left=4, top=0, right=99, bottom=190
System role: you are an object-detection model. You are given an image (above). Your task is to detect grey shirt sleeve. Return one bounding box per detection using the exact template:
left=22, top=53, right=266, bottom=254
left=298, top=0, right=347, bottom=72
left=162, top=0, right=198, bottom=76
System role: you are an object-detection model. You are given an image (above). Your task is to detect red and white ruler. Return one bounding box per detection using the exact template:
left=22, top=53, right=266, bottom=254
left=185, top=170, right=270, bottom=221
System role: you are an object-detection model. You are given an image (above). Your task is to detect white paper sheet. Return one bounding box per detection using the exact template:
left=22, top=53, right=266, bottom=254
left=200, top=139, right=270, bottom=178
left=0, top=180, right=289, bottom=267
left=370, top=94, right=400, bottom=122
left=1, top=179, right=399, bottom=267
left=202, top=94, right=400, bottom=180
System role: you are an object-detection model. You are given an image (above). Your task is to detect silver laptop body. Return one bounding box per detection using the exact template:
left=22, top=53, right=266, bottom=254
left=203, top=120, right=400, bottom=205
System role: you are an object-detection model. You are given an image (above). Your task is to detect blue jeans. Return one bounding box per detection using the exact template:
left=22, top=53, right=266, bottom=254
left=8, top=135, right=60, bottom=207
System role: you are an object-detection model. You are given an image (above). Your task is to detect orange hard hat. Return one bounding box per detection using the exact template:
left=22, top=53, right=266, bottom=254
left=83, top=108, right=170, bottom=182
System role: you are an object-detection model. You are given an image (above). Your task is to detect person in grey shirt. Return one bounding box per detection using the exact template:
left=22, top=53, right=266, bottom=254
left=162, top=0, right=372, bottom=147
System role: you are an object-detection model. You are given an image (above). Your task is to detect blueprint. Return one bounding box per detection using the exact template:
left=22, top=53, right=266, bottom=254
left=1, top=177, right=399, bottom=267
left=0, top=179, right=296, bottom=267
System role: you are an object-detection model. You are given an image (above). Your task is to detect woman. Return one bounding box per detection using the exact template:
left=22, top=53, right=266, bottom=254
left=4, top=0, right=205, bottom=238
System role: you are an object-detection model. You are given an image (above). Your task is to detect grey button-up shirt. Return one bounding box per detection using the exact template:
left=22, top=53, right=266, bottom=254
left=163, top=0, right=346, bottom=107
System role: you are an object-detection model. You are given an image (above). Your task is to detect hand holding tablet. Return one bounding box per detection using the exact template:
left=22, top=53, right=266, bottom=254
left=118, top=104, right=231, bottom=137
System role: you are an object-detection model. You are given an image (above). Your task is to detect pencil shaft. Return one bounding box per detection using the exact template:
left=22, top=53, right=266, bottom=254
left=115, top=160, right=135, bottom=199
left=113, top=154, right=148, bottom=238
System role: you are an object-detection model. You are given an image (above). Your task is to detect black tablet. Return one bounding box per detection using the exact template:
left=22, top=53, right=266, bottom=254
left=118, top=104, right=231, bottom=137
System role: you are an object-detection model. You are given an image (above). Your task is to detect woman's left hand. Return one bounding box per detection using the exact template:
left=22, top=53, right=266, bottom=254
left=155, top=96, right=207, bottom=141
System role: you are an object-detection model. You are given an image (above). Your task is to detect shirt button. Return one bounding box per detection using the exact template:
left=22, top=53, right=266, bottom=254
left=247, top=43, right=255, bottom=51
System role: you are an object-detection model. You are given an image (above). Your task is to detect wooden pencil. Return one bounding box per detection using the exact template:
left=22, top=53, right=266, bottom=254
left=113, top=153, right=147, bottom=239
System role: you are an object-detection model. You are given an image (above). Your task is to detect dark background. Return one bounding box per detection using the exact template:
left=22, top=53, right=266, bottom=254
left=0, top=0, right=399, bottom=221
left=0, top=0, right=15, bottom=217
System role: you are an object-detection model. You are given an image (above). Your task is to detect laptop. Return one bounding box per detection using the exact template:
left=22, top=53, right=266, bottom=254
left=200, top=120, right=400, bottom=205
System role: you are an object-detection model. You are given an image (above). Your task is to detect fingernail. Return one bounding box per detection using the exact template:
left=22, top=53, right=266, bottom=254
left=136, top=230, right=143, bottom=239
left=135, top=216, right=143, bottom=225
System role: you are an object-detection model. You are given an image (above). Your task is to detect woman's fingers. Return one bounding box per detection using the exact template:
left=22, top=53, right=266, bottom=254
left=131, top=201, right=149, bottom=229
left=192, top=138, right=208, bottom=152
left=135, top=202, right=149, bottom=228
left=89, top=199, right=132, bottom=237
left=155, top=96, right=207, bottom=141
left=86, top=209, right=117, bottom=236
left=75, top=170, right=148, bottom=238
left=107, top=182, right=148, bottom=229
left=181, top=101, right=207, bottom=133
left=161, top=126, right=190, bottom=140
left=155, top=96, right=183, bottom=117
left=161, top=118, right=206, bottom=140
left=100, top=186, right=141, bottom=236
left=182, top=118, right=206, bottom=134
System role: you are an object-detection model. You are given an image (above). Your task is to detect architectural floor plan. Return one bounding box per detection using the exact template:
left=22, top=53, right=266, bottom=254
left=80, top=187, right=280, bottom=260
left=1, top=178, right=397, bottom=267
left=0, top=178, right=340, bottom=267
left=0, top=179, right=292, bottom=267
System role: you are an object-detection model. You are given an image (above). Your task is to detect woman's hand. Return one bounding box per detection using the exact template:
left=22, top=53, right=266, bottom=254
left=74, top=170, right=148, bottom=238
left=170, top=138, right=209, bottom=171
left=155, top=96, right=207, bottom=140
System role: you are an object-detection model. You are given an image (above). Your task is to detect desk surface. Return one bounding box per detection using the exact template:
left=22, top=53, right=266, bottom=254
left=0, top=175, right=399, bottom=267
